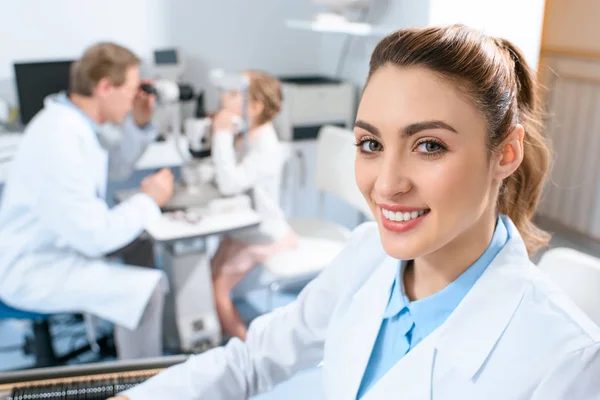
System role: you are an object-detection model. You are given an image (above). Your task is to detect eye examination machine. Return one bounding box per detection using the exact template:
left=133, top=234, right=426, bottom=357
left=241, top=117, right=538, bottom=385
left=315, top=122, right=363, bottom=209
left=118, top=70, right=258, bottom=354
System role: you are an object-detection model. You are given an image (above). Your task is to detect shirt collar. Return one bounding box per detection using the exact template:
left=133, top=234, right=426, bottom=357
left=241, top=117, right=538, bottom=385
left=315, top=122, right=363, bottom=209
left=382, top=216, right=510, bottom=328
left=55, top=92, right=100, bottom=134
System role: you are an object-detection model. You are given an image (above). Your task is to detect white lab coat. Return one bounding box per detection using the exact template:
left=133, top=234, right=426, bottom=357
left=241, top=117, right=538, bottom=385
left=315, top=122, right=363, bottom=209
left=211, top=122, right=291, bottom=244
left=124, top=216, right=600, bottom=399
left=0, top=95, right=165, bottom=329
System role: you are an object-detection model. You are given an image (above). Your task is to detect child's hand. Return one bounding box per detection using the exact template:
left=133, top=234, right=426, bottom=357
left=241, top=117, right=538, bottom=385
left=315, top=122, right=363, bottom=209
left=212, top=110, right=237, bottom=133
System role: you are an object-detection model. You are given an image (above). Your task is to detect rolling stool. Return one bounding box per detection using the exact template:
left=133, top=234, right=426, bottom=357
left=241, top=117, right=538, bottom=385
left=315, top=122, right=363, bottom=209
left=0, top=300, right=115, bottom=369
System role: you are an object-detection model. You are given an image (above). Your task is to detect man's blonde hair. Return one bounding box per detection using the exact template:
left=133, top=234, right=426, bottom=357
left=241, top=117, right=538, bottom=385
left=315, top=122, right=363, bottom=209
left=70, top=42, right=140, bottom=96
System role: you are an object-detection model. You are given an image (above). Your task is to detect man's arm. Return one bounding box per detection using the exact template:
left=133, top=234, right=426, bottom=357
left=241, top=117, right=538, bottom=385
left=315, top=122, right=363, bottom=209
left=108, top=83, right=158, bottom=181
left=38, top=132, right=161, bottom=257
left=108, top=115, right=157, bottom=181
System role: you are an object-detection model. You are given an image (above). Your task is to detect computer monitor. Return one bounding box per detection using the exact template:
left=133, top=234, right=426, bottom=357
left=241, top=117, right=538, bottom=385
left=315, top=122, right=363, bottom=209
left=13, top=60, right=73, bottom=125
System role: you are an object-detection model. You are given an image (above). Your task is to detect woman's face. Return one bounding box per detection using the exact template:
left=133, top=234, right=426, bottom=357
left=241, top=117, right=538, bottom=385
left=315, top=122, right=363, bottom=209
left=220, top=89, right=243, bottom=116
left=355, top=65, right=503, bottom=260
left=220, top=74, right=262, bottom=120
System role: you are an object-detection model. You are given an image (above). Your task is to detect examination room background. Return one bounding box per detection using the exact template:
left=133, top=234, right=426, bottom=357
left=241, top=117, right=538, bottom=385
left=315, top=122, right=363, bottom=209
left=2, top=0, right=600, bottom=398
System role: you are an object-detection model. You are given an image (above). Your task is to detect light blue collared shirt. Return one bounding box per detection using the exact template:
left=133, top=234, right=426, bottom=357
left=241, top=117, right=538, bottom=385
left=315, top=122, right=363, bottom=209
left=357, top=216, right=510, bottom=399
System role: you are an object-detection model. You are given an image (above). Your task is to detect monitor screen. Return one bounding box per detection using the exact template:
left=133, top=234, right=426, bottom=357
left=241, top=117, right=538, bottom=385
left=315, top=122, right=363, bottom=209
left=154, top=49, right=178, bottom=65
left=13, top=60, right=73, bottom=125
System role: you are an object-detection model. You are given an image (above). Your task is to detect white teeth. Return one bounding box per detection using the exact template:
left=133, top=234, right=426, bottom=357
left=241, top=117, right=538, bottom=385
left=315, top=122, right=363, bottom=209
left=381, top=208, right=428, bottom=222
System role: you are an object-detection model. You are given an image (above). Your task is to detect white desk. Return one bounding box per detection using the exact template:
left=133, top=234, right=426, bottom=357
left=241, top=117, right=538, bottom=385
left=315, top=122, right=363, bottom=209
left=148, top=208, right=260, bottom=242
left=115, top=181, right=260, bottom=353
left=147, top=199, right=260, bottom=353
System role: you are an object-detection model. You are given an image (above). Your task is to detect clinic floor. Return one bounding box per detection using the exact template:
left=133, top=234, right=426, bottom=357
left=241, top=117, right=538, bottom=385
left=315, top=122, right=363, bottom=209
left=1, top=221, right=598, bottom=399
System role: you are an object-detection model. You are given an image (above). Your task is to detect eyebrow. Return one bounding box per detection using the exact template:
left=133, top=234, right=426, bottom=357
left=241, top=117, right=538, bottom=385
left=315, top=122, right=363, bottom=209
left=354, top=119, right=458, bottom=137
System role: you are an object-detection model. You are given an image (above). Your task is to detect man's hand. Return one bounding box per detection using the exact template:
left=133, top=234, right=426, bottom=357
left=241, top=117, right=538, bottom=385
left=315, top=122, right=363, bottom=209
left=133, top=79, right=156, bottom=128
left=141, top=168, right=174, bottom=208
left=107, top=397, right=129, bottom=400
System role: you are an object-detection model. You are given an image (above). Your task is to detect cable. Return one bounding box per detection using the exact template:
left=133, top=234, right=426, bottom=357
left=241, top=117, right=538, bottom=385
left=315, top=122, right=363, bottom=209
left=334, top=7, right=372, bottom=78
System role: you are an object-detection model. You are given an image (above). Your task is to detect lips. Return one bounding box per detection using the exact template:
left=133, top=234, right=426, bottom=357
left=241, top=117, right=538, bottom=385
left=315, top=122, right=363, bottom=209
left=381, top=208, right=427, bottom=222
left=378, top=204, right=430, bottom=233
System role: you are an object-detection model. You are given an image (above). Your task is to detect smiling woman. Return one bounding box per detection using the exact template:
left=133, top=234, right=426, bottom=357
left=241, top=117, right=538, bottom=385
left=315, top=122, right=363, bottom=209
left=112, top=24, right=600, bottom=400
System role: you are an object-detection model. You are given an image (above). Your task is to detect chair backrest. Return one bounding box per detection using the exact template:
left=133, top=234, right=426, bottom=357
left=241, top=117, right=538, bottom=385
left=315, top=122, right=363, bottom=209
left=537, top=247, right=600, bottom=325
left=314, top=125, right=372, bottom=217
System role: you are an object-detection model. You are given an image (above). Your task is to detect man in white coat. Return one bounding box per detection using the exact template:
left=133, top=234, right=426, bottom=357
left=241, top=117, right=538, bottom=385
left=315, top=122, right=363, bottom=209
left=0, top=42, right=174, bottom=359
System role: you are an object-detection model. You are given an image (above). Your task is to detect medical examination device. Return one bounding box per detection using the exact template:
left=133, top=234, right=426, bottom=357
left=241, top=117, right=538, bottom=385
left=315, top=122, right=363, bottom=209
left=122, top=69, right=257, bottom=354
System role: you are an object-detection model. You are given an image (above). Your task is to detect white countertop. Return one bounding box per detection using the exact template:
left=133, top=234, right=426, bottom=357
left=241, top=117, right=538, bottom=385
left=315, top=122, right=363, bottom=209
left=148, top=208, right=261, bottom=242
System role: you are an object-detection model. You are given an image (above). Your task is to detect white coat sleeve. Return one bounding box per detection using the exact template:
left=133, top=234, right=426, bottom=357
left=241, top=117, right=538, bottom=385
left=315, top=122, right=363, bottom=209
left=530, top=341, right=600, bottom=399
left=108, top=115, right=158, bottom=181
left=211, top=132, right=271, bottom=196
left=37, top=131, right=161, bottom=258
left=122, top=223, right=375, bottom=400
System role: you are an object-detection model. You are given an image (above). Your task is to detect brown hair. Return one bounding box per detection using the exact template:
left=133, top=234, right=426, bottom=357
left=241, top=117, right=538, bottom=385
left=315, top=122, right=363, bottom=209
left=368, top=25, right=551, bottom=256
left=70, top=42, right=140, bottom=96
left=247, top=70, right=283, bottom=126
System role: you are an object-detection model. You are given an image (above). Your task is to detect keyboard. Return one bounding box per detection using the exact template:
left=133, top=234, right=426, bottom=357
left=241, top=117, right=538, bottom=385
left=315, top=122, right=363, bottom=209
left=0, top=355, right=187, bottom=399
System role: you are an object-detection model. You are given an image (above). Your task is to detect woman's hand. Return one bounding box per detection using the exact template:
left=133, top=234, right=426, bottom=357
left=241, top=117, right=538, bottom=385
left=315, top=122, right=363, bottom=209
left=212, top=110, right=237, bottom=133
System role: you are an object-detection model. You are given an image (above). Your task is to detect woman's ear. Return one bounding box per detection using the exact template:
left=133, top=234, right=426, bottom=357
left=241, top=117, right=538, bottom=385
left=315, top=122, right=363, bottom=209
left=494, top=124, right=524, bottom=181
left=248, top=100, right=264, bottom=118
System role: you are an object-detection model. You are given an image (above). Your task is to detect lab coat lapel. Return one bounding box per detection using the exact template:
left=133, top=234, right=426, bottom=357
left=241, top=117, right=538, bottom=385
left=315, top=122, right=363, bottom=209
left=333, top=255, right=398, bottom=400
left=362, top=336, right=437, bottom=400
left=432, top=217, right=531, bottom=384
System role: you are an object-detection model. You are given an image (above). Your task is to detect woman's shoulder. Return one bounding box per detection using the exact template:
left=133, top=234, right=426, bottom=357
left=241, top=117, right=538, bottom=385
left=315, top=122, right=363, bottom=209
left=518, top=263, right=600, bottom=347
left=254, top=123, right=286, bottom=146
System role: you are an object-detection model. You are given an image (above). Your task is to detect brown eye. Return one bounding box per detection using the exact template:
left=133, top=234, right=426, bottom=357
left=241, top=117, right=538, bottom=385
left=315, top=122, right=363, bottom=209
left=416, top=140, right=445, bottom=154
left=361, top=140, right=382, bottom=153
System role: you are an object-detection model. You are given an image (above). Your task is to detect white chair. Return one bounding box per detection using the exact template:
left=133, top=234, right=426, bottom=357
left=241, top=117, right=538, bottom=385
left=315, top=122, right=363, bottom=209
left=234, top=125, right=371, bottom=307
left=537, top=247, right=600, bottom=325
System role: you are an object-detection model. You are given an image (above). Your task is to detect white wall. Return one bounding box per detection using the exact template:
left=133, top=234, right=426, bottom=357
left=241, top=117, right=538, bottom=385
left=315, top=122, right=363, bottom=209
left=315, top=0, right=545, bottom=90
left=0, top=0, right=171, bottom=105
left=165, top=0, right=323, bottom=109
left=0, top=0, right=322, bottom=112
left=317, top=0, right=430, bottom=87
left=428, top=0, right=546, bottom=70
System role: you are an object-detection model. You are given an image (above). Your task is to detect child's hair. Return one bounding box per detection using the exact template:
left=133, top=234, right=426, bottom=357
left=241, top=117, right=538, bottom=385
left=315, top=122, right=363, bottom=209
left=368, top=25, right=551, bottom=256
left=247, top=70, right=283, bottom=126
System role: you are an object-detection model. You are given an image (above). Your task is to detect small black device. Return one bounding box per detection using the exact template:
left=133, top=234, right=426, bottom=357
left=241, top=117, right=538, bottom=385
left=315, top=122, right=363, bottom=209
left=140, top=83, right=158, bottom=96
left=139, top=81, right=195, bottom=102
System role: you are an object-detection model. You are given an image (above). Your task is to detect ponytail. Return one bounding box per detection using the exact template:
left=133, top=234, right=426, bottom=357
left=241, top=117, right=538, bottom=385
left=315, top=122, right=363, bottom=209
left=496, top=39, right=551, bottom=256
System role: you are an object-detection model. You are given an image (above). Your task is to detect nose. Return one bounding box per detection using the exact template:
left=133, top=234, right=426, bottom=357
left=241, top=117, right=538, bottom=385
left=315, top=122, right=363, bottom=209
left=374, top=153, right=411, bottom=199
